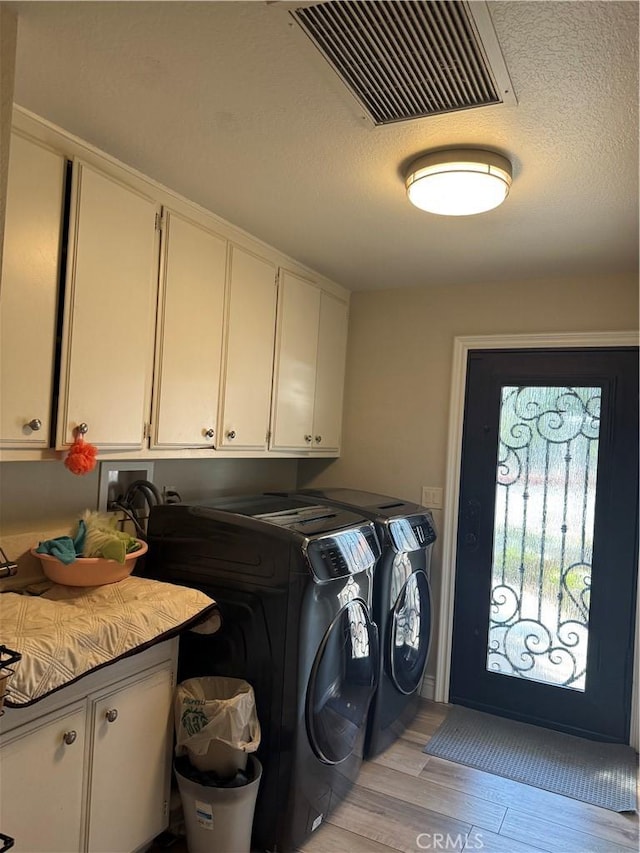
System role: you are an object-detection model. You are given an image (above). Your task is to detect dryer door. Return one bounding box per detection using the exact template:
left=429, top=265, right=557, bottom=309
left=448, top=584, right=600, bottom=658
left=390, top=568, right=432, bottom=695
left=306, top=599, right=378, bottom=765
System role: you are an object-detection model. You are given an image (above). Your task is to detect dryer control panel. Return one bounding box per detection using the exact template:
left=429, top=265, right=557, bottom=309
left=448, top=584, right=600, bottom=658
left=388, top=514, right=436, bottom=553
left=306, top=524, right=380, bottom=583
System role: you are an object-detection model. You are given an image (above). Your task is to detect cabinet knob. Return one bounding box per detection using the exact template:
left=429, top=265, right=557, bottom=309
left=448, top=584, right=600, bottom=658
left=204, top=428, right=215, bottom=439
left=105, top=708, right=119, bottom=723
left=304, top=434, right=312, bottom=443
left=63, top=730, right=77, bottom=745
left=25, top=418, right=42, bottom=431
left=76, top=423, right=89, bottom=435
left=315, top=435, right=322, bottom=444
left=226, top=430, right=236, bottom=440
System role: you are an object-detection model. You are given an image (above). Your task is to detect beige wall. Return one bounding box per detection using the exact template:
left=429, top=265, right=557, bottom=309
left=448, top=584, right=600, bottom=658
left=300, top=271, right=638, bottom=497
left=0, top=4, right=17, bottom=276
left=298, top=270, right=639, bottom=683
left=0, top=457, right=299, bottom=536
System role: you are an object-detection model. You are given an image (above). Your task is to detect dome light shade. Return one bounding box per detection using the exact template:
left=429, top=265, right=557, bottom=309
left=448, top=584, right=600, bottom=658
left=405, top=149, right=512, bottom=216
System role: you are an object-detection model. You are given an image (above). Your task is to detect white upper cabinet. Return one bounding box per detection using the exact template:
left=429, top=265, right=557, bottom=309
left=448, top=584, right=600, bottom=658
left=2, top=113, right=350, bottom=460
left=312, top=291, right=349, bottom=452
left=56, top=161, right=160, bottom=450
left=270, top=270, right=321, bottom=451
left=151, top=210, right=226, bottom=448
left=270, top=270, right=349, bottom=453
left=0, top=133, right=65, bottom=449
left=218, top=245, right=277, bottom=450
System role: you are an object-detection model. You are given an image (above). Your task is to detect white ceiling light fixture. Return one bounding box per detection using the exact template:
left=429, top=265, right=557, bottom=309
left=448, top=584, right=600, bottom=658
left=405, top=149, right=512, bottom=216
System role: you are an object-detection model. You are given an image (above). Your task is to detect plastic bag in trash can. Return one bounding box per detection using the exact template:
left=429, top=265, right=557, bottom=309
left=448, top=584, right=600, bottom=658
left=175, top=677, right=261, bottom=776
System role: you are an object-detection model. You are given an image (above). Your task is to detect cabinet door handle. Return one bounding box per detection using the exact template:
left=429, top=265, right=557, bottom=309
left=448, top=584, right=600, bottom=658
left=304, top=434, right=312, bottom=443
left=25, top=418, right=42, bottom=431
left=226, top=430, right=236, bottom=440
left=76, top=423, right=89, bottom=435
left=63, top=730, right=77, bottom=745
left=105, top=708, right=119, bottom=723
left=204, top=428, right=215, bottom=439
left=315, top=435, right=322, bottom=444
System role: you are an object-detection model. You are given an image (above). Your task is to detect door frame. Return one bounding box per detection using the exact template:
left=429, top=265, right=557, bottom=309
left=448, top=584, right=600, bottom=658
left=435, top=331, right=640, bottom=748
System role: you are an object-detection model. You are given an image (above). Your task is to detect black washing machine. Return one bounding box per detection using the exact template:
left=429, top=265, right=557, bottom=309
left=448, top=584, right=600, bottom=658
left=142, top=494, right=381, bottom=853
left=273, top=489, right=436, bottom=758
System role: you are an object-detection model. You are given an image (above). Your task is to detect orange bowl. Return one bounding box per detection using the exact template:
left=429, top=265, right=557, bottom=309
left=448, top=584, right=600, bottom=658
left=31, top=540, right=148, bottom=587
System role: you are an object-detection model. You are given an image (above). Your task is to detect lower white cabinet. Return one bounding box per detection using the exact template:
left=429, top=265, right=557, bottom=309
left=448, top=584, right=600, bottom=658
left=0, top=702, right=87, bottom=852
left=0, top=641, right=176, bottom=853
left=87, top=667, right=174, bottom=852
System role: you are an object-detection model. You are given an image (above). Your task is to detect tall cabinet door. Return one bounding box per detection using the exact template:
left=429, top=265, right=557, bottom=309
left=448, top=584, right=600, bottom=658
left=270, top=270, right=320, bottom=451
left=312, top=293, right=348, bottom=453
left=0, top=133, right=65, bottom=448
left=152, top=210, right=226, bottom=448
left=87, top=666, right=173, bottom=853
left=56, top=162, right=160, bottom=450
left=218, top=245, right=277, bottom=450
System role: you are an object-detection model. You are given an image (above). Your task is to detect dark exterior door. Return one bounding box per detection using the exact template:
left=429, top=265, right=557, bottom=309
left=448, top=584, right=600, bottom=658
left=450, top=348, right=638, bottom=742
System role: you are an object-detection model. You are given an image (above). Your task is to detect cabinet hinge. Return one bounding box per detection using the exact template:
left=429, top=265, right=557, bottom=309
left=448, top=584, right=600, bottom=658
left=274, top=272, right=279, bottom=287
left=143, top=422, right=149, bottom=440
left=162, top=800, right=169, bottom=818
left=266, top=429, right=271, bottom=444
left=155, top=212, right=163, bottom=232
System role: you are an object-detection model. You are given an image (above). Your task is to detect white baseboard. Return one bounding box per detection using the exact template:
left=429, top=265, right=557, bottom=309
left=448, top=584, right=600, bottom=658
left=420, top=674, right=436, bottom=700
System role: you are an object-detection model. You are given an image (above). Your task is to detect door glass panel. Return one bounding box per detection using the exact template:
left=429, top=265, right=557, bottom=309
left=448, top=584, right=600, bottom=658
left=487, top=386, right=601, bottom=691
left=391, top=568, right=432, bottom=694
left=307, top=599, right=377, bottom=764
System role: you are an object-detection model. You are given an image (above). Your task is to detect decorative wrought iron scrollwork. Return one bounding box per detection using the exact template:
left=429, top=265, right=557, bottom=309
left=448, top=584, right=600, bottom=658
left=487, top=385, right=600, bottom=691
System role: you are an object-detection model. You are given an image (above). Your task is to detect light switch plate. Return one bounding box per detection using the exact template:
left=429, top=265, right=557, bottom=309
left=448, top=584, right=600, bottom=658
left=421, top=486, right=443, bottom=509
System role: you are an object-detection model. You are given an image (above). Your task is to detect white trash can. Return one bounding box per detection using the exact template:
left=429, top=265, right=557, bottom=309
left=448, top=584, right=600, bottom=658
left=175, top=755, right=262, bottom=853
left=174, top=677, right=260, bottom=775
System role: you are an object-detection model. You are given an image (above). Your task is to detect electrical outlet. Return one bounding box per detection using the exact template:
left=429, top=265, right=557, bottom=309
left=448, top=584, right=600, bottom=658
left=421, top=486, right=443, bottom=509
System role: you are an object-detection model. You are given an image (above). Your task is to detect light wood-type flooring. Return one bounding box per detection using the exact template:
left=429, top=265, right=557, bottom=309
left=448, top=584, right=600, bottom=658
left=298, top=700, right=639, bottom=853
left=153, top=700, right=639, bottom=853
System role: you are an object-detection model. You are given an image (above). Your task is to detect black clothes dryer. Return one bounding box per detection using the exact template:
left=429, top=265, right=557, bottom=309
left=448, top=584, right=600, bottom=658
left=142, top=494, right=381, bottom=853
left=274, top=489, right=436, bottom=758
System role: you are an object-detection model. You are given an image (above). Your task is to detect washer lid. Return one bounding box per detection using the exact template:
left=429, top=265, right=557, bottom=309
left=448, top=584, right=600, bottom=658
left=189, top=494, right=368, bottom=535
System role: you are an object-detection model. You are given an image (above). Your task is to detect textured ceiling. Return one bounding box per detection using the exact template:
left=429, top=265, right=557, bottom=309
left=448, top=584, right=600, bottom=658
left=8, top=0, right=639, bottom=291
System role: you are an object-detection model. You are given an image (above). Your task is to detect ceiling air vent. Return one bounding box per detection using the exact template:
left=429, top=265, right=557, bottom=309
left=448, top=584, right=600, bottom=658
left=291, top=0, right=516, bottom=125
